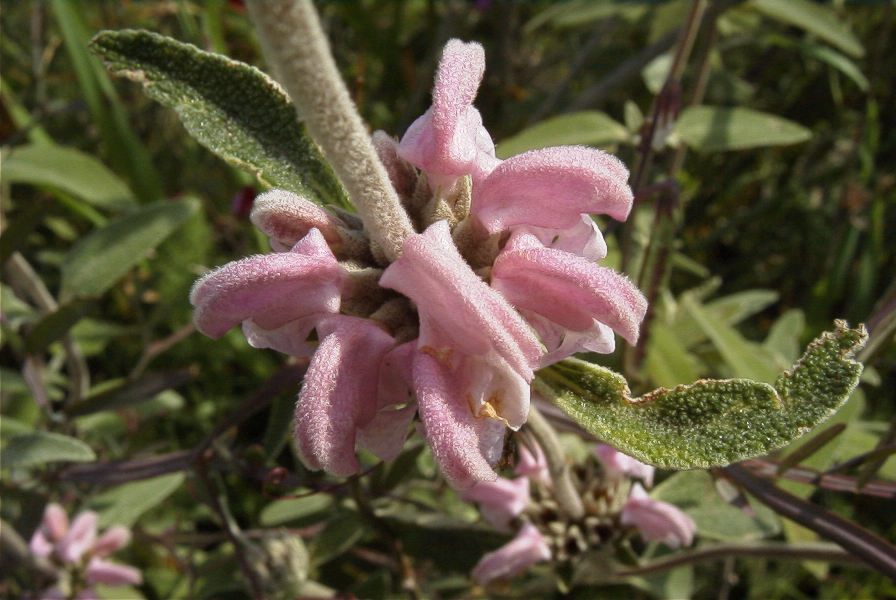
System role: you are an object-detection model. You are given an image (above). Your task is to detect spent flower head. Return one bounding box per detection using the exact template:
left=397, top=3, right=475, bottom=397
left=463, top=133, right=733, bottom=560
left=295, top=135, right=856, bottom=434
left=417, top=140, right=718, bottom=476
left=190, top=39, right=647, bottom=489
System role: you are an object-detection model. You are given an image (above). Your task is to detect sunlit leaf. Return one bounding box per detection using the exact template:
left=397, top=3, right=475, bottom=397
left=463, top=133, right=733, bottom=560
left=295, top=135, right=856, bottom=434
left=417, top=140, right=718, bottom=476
left=535, top=322, right=866, bottom=469
left=749, top=0, right=864, bottom=58
left=260, top=494, right=334, bottom=527
left=675, top=106, right=811, bottom=152
left=2, top=145, right=135, bottom=210
left=1, top=431, right=96, bottom=468
left=60, top=199, right=198, bottom=300
left=89, top=29, right=350, bottom=209
left=651, top=471, right=780, bottom=541
left=89, top=472, right=185, bottom=527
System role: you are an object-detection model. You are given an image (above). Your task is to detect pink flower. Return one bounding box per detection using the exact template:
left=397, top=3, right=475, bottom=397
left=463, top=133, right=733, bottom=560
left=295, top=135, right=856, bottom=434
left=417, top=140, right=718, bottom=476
left=29, top=503, right=142, bottom=599
left=595, top=443, right=655, bottom=487
left=621, top=483, right=696, bottom=548
left=398, top=39, right=499, bottom=190
left=471, top=521, right=551, bottom=585
left=190, top=38, right=646, bottom=489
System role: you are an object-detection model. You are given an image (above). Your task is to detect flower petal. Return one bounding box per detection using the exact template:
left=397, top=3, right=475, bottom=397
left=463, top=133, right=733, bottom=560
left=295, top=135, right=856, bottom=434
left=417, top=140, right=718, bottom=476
left=30, top=503, right=69, bottom=557
left=356, top=342, right=418, bottom=462
left=460, top=476, right=530, bottom=530
left=294, top=316, right=395, bottom=477
left=621, top=483, right=696, bottom=548
left=513, top=215, right=608, bottom=261
left=492, top=232, right=646, bottom=345
left=90, top=525, right=131, bottom=557
left=380, top=220, right=541, bottom=379
left=398, top=39, right=499, bottom=186
left=190, top=228, right=342, bottom=338
left=250, top=189, right=346, bottom=251
left=471, top=521, right=551, bottom=584
left=58, top=511, right=98, bottom=563
left=595, top=444, right=655, bottom=487
left=413, top=349, right=505, bottom=489
left=473, top=145, right=633, bottom=234
left=86, top=557, right=143, bottom=586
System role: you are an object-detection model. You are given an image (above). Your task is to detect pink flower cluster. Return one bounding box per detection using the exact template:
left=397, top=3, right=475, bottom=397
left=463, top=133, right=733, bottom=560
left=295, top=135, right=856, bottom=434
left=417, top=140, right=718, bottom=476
left=29, top=503, right=141, bottom=600
left=190, top=39, right=647, bottom=488
left=464, top=444, right=696, bottom=585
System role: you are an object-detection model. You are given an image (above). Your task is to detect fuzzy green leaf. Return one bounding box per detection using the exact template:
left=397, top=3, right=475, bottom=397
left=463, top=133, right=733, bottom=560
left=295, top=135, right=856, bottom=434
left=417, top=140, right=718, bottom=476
left=749, top=0, right=864, bottom=58
left=675, top=106, right=811, bottom=152
left=60, top=199, right=198, bottom=301
left=89, top=29, right=349, bottom=208
left=1, top=431, right=96, bottom=468
left=535, top=321, right=866, bottom=469
left=1, top=144, right=135, bottom=210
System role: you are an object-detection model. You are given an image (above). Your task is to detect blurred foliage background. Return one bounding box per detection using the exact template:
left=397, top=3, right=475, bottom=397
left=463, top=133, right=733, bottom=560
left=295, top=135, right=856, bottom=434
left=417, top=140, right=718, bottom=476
left=2, top=1, right=895, bottom=599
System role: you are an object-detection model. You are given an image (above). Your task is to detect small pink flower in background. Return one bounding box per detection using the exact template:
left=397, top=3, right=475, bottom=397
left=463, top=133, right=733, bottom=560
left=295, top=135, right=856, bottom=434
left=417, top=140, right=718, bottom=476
left=621, top=483, right=696, bottom=548
left=29, top=503, right=141, bottom=599
left=190, top=38, right=646, bottom=489
left=595, top=443, right=655, bottom=487
left=472, top=521, right=552, bottom=585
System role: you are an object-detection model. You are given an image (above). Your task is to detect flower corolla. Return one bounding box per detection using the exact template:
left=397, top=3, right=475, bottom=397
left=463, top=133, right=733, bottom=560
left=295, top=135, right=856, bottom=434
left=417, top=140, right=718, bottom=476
left=190, top=39, right=646, bottom=489
left=29, top=503, right=141, bottom=600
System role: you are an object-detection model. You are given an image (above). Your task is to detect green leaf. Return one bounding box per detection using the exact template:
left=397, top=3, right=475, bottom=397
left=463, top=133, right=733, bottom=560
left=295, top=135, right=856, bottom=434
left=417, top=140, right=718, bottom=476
left=50, top=0, right=162, bottom=202
left=496, top=111, right=630, bottom=158
left=89, top=472, right=185, bottom=527
left=749, top=0, right=864, bottom=58
left=651, top=471, right=780, bottom=541
left=23, top=299, right=95, bottom=355
left=1, top=431, right=96, bottom=468
left=60, top=199, right=198, bottom=300
left=64, top=370, right=195, bottom=417
left=675, top=106, right=811, bottom=152
left=89, top=29, right=350, bottom=209
left=260, top=494, right=334, bottom=527
left=1, top=144, right=135, bottom=210
left=683, top=294, right=779, bottom=383
left=534, top=321, right=866, bottom=470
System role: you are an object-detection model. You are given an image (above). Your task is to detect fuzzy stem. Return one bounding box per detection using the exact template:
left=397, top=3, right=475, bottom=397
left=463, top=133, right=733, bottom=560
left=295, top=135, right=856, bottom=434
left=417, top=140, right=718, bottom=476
left=246, top=0, right=415, bottom=262
left=525, top=404, right=585, bottom=520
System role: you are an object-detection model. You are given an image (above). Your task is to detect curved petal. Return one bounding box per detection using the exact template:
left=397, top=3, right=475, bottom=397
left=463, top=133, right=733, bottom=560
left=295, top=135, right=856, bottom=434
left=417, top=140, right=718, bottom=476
left=250, top=189, right=346, bottom=251
left=356, top=342, right=418, bottom=462
left=30, top=503, right=68, bottom=557
left=294, top=316, right=396, bottom=477
left=473, top=145, right=633, bottom=233
left=595, top=444, right=655, bottom=487
left=90, top=526, right=131, bottom=557
left=398, top=39, right=498, bottom=186
left=413, top=349, right=504, bottom=489
left=471, top=521, right=551, bottom=584
left=190, top=229, right=342, bottom=338
left=492, top=232, right=646, bottom=345
left=58, top=511, right=98, bottom=564
left=86, top=557, right=143, bottom=586
left=621, top=484, right=696, bottom=548
left=242, top=316, right=319, bottom=357
left=380, top=220, right=541, bottom=379
left=460, top=476, right=530, bottom=530
left=512, top=215, right=608, bottom=261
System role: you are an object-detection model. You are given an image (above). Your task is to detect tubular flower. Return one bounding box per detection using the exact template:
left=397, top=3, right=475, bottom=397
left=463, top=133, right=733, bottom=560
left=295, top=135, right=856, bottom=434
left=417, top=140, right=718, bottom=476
left=466, top=443, right=696, bottom=585
left=29, top=503, right=141, bottom=600
left=190, top=38, right=646, bottom=489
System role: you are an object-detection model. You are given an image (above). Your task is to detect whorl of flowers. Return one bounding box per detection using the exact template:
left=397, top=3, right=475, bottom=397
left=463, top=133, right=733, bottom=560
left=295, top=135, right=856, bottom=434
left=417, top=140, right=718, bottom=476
left=29, top=503, right=141, bottom=600
left=190, top=39, right=647, bottom=489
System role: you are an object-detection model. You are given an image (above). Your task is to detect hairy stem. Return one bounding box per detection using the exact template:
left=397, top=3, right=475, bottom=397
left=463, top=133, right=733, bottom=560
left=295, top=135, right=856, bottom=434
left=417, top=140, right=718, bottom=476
left=246, top=0, right=415, bottom=262
left=526, top=403, right=585, bottom=520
